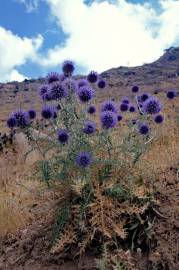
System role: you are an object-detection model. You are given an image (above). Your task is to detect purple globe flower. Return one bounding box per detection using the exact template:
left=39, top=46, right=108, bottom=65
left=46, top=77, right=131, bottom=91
left=97, top=79, right=106, bottom=89
left=166, top=90, right=176, bottom=99
left=141, top=93, right=150, bottom=102
left=117, top=115, right=123, bottom=122
left=143, top=96, right=162, bottom=115
left=101, top=100, right=117, bottom=113
left=28, top=109, right=36, bottom=120
left=77, top=79, right=89, bottom=88
left=63, top=78, right=77, bottom=93
left=41, top=105, right=53, bottom=119
left=138, top=123, right=149, bottom=135
left=57, top=129, right=69, bottom=144
left=12, top=110, right=29, bottom=128
left=77, top=86, right=94, bottom=103
left=100, top=111, right=117, bottom=129
left=62, top=60, right=75, bottom=76
left=87, top=105, right=96, bottom=114
left=122, top=97, right=129, bottom=104
left=154, top=114, right=164, bottom=124
left=129, top=105, right=136, bottom=112
left=131, top=85, right=139, bottom=93
left=39, top=85, right=51, bottom=101
left=120, top=103, right=129, bottom=112
left=76, top=152, right=92, bottom=168
left=47, top=72, right=59, bottom=84
left=87, top=71, right=98, bottom=83
left=7, top=116, right=17, bottom=128
left=83, top=121, right=96, bottom=135
left=50, top=82, right=68, bottom=100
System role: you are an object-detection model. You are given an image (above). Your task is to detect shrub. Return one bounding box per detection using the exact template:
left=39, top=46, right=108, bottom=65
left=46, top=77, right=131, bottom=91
left=7, top=59, right=176, bottom=256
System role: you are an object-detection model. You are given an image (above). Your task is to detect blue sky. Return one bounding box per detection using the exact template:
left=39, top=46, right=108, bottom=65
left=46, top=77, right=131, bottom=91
left=0, top=0, right=179, bottom=82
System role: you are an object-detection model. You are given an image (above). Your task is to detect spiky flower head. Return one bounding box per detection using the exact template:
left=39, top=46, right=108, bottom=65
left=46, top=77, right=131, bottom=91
left=117, top=115, right=123, bottom=122
left=28, top=109, right=36, bottom=120
left=77, top=79, right=89, bottom=88
left=7, top=116, right=17, bottom=128
left=101, top=100, right=117, bottom=113
left=143, top=96, right=162, bottom=114
left=63, top=78, right=78, bottom=93
left=57, top=129, right=69, bottom=144
left=122, top=97, right=129, bottom=104
left=39, top=85, right=51, bottom=101
left=120, top=103, right=129, bottom=112
left=166, top=90, right=176, bottom=99
left=138, top=123, right=149, bottom=135
left=75, top=152, right=92, bottom=168
left=129, top=105, right=136, bottom=112
left=83, top=121, right=96, bottom=135
left=100, top=111, right=117, bottom=129
left=141, top=93, right=150, bottom=102
left=154, top=114, right=164, bottom=124
left=41, top=105, right=53, bottom=119
left=131, top=85, right=139, bottom=93
left=87, top=105, right=96, bottom=114
left=50, top=82, right=68, bottom=100
left=87, top=71, right=98, bottom=83
left=97, top=79, right=106, bottom=89
left=77, top=86, right=94, bottom=103
left=46, top=72, right=59, bottom=84
left=12, top=110, right=29, bottom=128
left=62, top=60, right=75, bottom=76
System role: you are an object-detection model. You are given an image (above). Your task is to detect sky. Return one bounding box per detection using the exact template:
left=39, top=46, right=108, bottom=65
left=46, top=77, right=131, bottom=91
left=0, top=0, right=179, bottom=82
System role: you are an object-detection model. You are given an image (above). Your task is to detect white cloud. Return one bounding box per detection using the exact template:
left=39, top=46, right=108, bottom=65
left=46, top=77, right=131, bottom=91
left=0, top=26, right=43, bottom=82
left=38, top=0, right=179, bottom=72
left=15, top=0, right=40, bottom=12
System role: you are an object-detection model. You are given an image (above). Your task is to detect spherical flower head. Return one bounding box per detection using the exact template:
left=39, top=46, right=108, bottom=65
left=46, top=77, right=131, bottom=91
left=39, top=85, right=51, bottom=101
left=77, top=79, right=89, bottom=88
left=77, top=86, right=94, bottom=103
left=41, top=105, right=53, bottom=119
left=101, top=100, right=117, bottom=113
left=100, top=111, right=117, bottom=129
left=62, top=60, right=75, bottom=76
left=28, top=109, right=36, bottom=120
left=132, top=85, right=139, bottom=93
left=97, top=79, right=106, bottom=89
left=129, top=105, right=136, bottom=112
left=154, top=114, right=164, bottom=124
left=122, top=97, right=129, bottom=104
left=166, top=90, right=176, bottom=99
left=143, top=96, right=162, bottom=115
left=7, top=116, right=17, bottom=128
left=57, top=129, right=69, bottom=144
left=75, top=152, right=92, bottom=168
left=63, top=78, right=77, bottom=93
left=87, top=71, right=98, bottom=83
left=83, top=121, right=96, bottom=135
left=120, top=103, right=129, bottom=112
left=117, top=115, right=122, bottom=122
left=12, top=110, right=29, bottom=128
left=138, top=123, right=149, bottom=135
left=141, top=93, right=150, bottom=102
left=50, top=82, right=68, bottom=100
left=46, top=72, right=59, bottom=84
left=87, top=105, right=96, bottom=114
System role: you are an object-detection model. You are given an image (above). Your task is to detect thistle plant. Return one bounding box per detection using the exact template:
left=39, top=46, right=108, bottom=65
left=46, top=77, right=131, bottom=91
left=6, top=60, right=178, bottom=255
